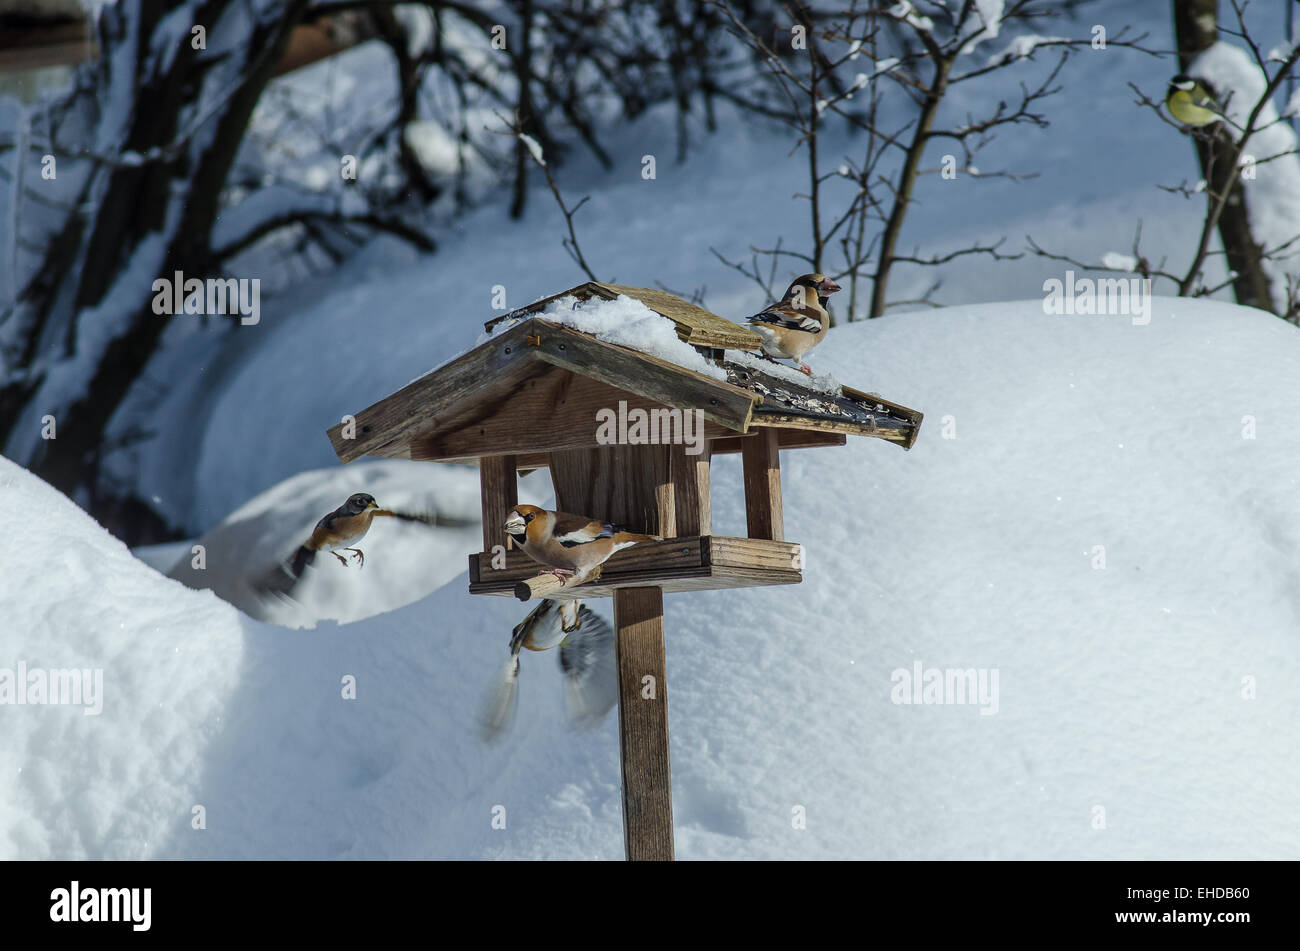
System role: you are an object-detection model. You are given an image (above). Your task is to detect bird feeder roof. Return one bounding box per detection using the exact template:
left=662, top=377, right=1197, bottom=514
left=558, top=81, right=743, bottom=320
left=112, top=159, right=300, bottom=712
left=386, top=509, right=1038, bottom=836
left=484, top=280, right=765, bottom=350
left=328, top=285, right=922, bottom=465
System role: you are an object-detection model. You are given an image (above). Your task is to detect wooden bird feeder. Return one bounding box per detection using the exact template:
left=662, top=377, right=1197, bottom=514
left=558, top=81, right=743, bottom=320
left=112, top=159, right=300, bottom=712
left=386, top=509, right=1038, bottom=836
left=327, top=281, right=922, bottom=861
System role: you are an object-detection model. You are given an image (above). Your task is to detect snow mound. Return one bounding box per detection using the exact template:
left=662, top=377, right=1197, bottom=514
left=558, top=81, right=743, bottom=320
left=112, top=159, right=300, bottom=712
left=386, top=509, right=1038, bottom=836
left=0, top=456, right=244, bottom=859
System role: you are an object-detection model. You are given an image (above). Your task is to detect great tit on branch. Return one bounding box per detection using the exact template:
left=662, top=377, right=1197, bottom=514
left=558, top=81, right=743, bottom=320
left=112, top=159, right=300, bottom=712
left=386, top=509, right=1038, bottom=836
left=1166, top=75, right=1225, bottom=127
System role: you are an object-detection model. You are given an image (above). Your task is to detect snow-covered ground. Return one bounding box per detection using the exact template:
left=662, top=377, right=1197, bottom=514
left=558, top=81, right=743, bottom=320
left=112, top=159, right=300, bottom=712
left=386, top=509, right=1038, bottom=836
left=0, top=454, right=244, bottom=859
left=4, top=296, right=1299, bottom=859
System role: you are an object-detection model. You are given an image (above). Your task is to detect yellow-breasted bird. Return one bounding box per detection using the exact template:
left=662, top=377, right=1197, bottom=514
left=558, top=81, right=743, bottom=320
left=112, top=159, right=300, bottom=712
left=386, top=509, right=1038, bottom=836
left=504, top=504, right=660, bottom=586
left=746, top=273, right=841, bottom=375
left=1166, top=74, right=1224, bottom=127
left=480, top=598, right=618, bottom=740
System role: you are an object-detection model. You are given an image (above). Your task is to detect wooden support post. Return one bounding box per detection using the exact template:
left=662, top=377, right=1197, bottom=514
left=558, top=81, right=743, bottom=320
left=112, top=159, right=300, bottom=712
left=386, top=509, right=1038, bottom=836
left=741, top=427, right=783, bottom=541
left=613, top=586, right=674, bottom=861
left=669, top=442, right=711, bottom=537
left=479, top=454, right=517, bottom=551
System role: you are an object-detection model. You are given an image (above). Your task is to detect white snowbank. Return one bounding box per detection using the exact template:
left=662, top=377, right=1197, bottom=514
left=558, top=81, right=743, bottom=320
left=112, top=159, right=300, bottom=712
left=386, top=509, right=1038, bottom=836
left=0, top=455, right=245, bottom=859
left=5, top=296, right=1300, bottom=859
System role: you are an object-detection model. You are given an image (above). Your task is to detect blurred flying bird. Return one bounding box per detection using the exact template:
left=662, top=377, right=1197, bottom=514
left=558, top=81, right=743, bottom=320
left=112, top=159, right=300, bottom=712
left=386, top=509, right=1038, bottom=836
left=746, top=273, right=840, bottom=375
left=480, top=598, right=618, bottom=740
left=257, top=492, right=445, bottom=596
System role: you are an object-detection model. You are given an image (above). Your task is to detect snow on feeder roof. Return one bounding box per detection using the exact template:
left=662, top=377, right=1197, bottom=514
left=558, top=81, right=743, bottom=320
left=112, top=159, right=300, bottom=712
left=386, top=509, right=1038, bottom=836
left=483, top=280, right=766, bottom=350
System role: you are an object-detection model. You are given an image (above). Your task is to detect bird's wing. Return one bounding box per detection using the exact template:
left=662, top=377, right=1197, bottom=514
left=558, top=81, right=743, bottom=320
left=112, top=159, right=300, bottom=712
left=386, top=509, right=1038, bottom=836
left=558, top=606, right=618, bottom=727
left=373, top=508, right=477, bottom=528
left=248, top=545, right=316, bottom=607
left=748, top=302, right=822, bottom=333
left=1189, top=87, right=1224, bottom=112
left=252, top=556, right=304, bottom=598
left=552, top=512, right=616, bottom=547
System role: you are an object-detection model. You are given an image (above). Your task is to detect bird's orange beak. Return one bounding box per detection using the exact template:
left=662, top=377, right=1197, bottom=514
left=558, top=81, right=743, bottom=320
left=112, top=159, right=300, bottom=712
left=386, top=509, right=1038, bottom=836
left=819, top=278, right=841, bottom=295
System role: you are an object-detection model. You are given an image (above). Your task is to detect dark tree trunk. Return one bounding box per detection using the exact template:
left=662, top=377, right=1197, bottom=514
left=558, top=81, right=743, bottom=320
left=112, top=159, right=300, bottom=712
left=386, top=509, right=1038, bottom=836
left=870, top=55, right=954, bottom=318
left=1, top=0, right=309, bottom=538
left=372, top=6, right=440, bottom=205
left=511, top=0, right=537, bottom=219
left=1172, top=0, right=1276, bottom=312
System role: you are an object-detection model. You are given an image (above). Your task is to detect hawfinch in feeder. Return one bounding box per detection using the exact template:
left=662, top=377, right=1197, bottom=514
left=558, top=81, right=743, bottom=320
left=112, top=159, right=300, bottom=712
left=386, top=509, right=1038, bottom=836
left=747, top=273, right=840, bottom=374
left=503, top=504, right=661, bottom=585
left=480, top=598, right=618, bottom=740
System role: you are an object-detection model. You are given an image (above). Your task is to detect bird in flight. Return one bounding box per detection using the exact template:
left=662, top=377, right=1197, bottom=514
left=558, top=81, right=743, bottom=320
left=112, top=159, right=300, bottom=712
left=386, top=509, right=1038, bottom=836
left=257, top=492, right=445, bottom=596
left=480, top=598, right=618, bottom=740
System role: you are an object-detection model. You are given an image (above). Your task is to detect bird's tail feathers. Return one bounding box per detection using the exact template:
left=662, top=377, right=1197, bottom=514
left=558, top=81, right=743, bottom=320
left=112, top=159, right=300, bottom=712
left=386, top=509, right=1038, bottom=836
left=288, top=545, right=316, bottom=578
left=612, top=531, right=662, bottom=544
left=250, top=545, right=314, bottom=600
left=479, top=655, right=521, bottom=742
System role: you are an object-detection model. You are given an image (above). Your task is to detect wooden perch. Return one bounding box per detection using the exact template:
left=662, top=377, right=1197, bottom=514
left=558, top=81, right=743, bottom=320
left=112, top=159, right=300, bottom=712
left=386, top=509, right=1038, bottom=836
left=513, top=573, right=571, bottom=601
left=514, top=566, right=603, bottom=601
